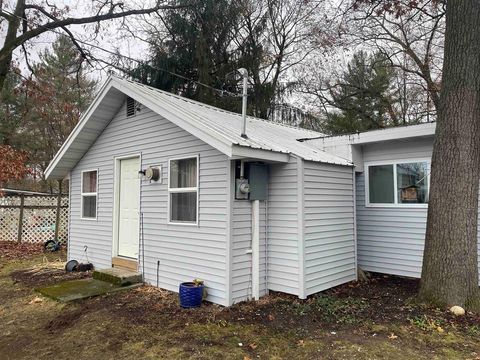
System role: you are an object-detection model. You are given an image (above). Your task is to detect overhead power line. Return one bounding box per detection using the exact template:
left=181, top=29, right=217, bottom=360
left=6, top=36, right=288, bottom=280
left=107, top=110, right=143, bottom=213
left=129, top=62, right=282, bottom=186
left=2, top=8, right=240, bottom=97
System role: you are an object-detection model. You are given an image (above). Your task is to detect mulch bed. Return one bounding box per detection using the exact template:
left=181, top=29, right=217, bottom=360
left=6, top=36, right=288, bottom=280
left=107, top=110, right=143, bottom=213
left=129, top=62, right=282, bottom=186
left=3, top=240, right=479, bottom=342
left=72, top=274, right=480, bottom=335
left=0, top=241, right=45, bottom=260
left=11, top=267, right=91, bottom=288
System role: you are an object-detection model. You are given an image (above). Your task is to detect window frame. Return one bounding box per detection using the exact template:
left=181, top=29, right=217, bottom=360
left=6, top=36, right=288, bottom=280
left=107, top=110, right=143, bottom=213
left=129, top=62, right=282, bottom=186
left=365, top=158, right=430, bottom=208
left=80, top=168, right=99, bottom=220
left=167, top=155, right=199, bottom=226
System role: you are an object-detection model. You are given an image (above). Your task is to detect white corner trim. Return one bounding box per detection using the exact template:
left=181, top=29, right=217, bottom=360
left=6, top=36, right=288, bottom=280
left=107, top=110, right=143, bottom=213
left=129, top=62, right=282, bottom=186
left=225, top=160, right=233, bottom=306
left=352, top=168, right=358, bottom=281
left=297, top=157, right=306, bottom=299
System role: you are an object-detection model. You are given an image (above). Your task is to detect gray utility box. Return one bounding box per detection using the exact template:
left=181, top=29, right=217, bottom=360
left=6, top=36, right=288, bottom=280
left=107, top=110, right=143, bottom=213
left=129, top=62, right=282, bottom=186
left=249, top=164, right=268, bottom=200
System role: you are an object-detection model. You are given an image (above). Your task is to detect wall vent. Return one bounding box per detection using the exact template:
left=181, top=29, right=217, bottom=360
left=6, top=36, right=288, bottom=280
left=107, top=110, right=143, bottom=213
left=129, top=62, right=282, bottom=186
left=126, top=96, right=136, bottom=117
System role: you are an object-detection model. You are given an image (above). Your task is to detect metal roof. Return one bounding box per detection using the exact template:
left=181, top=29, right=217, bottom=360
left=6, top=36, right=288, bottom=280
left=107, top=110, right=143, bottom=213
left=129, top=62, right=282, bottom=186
left=45, top=76, right=351, bottom=179
left=303, top=122, right=436, bottom=147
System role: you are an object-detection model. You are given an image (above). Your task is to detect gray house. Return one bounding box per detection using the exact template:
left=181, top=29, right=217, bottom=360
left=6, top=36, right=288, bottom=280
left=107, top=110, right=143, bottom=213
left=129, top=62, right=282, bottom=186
left=45, top=75, right=356, bottom=306
left=46, top=76, right=480, bottom=306
left=307, top=122, right=480, bottom=281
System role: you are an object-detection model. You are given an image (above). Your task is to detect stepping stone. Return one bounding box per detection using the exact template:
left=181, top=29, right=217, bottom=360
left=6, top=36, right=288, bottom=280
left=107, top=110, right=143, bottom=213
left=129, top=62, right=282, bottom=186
left=92, top=267, right=143, bottom=286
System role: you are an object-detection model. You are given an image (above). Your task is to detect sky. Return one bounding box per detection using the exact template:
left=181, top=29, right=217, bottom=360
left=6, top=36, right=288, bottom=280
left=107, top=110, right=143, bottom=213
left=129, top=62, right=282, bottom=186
left=0, top=0, right=355, bottom=114
left=1, top=0, right=154, bottom=82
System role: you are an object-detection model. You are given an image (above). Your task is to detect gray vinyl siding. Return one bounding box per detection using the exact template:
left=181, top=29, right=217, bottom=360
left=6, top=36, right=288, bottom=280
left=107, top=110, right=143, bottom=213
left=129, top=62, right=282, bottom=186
left=69, top=101, right=229, bottom=305
left=356, top=138, right=432, bottom=277
left=231, top=197, right=268, bottom=303
left=303, top=161, right=356, bottom=295
left=356, top=137, right=480, bottom=281
left=356, top=173, right=428, bottom=277
left=267, top=157, right=300, bottom=295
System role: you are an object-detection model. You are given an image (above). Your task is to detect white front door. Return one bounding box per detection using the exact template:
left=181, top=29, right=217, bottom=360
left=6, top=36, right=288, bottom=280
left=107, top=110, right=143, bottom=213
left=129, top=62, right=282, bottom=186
left=117, top=157, right=140, bottom=258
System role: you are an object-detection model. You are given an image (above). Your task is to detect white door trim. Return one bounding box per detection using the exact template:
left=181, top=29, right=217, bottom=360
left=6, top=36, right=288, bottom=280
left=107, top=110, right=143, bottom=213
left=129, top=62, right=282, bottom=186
left=112, top=153, right=142, bottom=260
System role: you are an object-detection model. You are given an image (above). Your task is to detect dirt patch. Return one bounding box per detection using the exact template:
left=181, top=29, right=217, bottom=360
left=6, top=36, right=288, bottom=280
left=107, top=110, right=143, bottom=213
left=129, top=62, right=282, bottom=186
left=0, top=241, right=45, bottom=260
left=11, top=267, right=91, bottom=288
left=85, top=274, right=480, bottom=335
left=2, top=252, right=480, bottom=359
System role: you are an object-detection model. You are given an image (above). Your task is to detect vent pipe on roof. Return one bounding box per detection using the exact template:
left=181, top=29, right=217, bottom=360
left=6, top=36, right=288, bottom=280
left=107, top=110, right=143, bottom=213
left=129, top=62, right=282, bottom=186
left=238, top=68, right=248, bottom=138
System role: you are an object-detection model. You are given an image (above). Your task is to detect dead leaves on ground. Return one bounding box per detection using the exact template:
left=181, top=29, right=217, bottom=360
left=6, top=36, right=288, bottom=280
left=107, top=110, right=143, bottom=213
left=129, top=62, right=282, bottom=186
left=0, top=241, right=44, bottom=260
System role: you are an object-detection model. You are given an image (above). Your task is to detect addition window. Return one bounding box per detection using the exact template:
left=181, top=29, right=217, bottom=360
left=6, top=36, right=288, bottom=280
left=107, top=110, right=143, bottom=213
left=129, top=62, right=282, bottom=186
left=168, top=156, right=198, bottom=224
left=81, top=170, right=98, bottom=219
left=366, top=160, right=429, bottom=207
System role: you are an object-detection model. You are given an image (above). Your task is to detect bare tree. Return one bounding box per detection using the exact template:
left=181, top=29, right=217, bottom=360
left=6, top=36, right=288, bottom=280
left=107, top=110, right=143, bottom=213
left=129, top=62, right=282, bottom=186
left=0, top=0, right=184, bottom=92
left=298, top=0, right=445, bottom=128
left=234, top=0, right=322, bottom=118
left=344, top=0, right=445, bottom=115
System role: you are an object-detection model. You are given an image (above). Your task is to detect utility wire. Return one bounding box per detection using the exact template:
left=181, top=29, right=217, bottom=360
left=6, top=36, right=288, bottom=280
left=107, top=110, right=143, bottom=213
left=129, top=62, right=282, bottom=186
left=2, top=8, right=240, bottom=97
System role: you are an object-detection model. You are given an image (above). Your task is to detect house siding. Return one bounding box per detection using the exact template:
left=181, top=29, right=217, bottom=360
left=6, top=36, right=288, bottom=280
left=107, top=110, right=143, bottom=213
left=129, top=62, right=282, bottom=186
left=267, top=157, right=300, bottom=295
left=69, top=101, right=229, bottom=305
left=356, top=137, right=480, bottom=281
left=303, top=161, right=356, bottom=296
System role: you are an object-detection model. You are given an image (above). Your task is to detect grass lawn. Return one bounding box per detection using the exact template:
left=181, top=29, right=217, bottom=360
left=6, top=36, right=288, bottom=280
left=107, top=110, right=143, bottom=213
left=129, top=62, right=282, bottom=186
left=1, top=242, right=480, bottom=360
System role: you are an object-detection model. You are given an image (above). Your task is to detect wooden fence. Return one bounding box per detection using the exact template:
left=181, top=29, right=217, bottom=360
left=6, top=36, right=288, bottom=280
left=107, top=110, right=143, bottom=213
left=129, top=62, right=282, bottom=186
left=0, top=193, right=69, bottom=244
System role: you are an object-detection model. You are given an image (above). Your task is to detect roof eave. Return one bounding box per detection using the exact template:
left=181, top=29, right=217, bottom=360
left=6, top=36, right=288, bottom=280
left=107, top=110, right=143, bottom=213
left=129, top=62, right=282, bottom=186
left=45, top=78, right=116, bottom=180
left=231, top=145, right=289, bottom=163
left=113, top=79, right=235, bottom=158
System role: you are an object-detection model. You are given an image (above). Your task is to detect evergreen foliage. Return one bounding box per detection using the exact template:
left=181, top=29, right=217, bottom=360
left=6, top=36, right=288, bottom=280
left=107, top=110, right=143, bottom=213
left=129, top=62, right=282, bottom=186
left=324, top=51, right=399, bottom=134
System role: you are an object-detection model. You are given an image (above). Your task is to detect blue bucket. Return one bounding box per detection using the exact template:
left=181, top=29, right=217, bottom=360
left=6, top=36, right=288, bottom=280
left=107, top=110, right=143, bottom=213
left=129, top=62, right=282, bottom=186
left=179, top=282, right=204, bottom=308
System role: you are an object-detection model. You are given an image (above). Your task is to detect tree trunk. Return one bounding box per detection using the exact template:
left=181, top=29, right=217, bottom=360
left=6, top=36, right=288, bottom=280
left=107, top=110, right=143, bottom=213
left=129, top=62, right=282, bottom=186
left=0, top=0, right=25, bottom=92
left=419, top=0, right=480, bottom=309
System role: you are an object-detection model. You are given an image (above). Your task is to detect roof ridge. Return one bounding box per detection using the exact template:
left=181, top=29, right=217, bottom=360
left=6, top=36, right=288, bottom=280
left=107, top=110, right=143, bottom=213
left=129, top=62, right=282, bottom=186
left=115, top=75, right=323, bottom=136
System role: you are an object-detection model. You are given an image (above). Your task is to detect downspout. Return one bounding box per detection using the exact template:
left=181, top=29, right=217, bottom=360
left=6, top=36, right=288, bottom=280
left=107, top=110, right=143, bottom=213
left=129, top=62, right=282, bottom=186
left=252, top=199, right=260, bottom=300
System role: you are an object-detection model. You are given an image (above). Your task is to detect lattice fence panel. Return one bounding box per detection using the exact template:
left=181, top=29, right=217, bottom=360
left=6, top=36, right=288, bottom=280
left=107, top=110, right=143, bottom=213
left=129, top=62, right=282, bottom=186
left=0, top=195, right=69, bottom=244
left=0, top=207, right=20, bottom=242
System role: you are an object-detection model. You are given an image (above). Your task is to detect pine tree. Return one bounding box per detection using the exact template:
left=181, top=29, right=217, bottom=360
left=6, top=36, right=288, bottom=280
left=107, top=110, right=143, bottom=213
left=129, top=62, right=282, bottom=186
left=133, top=0, right=243, bottom=113
left=325, top=51, right=399, bottom=134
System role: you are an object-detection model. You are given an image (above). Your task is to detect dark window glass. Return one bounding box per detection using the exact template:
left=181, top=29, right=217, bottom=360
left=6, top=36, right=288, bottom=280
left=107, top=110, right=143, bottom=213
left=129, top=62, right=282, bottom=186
left=368, top=165, right=394, bottom=204
left=82, top=196, right=97, bottom=218
left=170, top=192, right=197, bottom=222
left=82, top=171, right=97, bottom=193
left=170, top=158, right=197, bottom=188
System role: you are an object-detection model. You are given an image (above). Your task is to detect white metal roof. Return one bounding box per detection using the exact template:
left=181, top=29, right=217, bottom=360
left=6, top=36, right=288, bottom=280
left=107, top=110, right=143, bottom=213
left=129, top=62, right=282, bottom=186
left=45, top=76, right=351, bottom=179
left=302, top=122, right=436, bottom=147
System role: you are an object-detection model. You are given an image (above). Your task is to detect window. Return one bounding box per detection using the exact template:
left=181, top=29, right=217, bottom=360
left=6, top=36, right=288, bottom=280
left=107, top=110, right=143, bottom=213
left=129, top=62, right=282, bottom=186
left=81, top=170, right=98, bottom=219
left=168, top=156, right=198, bottom=223
left=366, top=160, right=429, bottom=206
left=368, top=164, right=394, bottom=204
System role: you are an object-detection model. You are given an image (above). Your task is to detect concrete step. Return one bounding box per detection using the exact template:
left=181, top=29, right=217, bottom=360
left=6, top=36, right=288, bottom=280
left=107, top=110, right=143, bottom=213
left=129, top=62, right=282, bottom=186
left=93, top=268, right=143, bottom=286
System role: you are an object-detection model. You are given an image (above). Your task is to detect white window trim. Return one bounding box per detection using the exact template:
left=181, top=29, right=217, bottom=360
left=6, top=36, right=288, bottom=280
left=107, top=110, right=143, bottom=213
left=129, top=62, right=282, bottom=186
left=80, top=168, right=98, bottom=220
left=365, top=158, right=431, bottom=208
left=167, top=154, right=199, bottom=226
